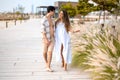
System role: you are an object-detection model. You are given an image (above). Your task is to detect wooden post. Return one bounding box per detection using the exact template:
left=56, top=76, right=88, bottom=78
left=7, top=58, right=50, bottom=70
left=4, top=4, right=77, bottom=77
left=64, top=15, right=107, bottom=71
left=14, top=20, right=16, bottom=25
left=6, top=21, right=8, bottom=28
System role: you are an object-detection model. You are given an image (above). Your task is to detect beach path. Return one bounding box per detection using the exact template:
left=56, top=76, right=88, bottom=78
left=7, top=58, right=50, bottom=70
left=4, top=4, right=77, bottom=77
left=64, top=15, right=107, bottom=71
left=0, top=19, right=90, bottom=80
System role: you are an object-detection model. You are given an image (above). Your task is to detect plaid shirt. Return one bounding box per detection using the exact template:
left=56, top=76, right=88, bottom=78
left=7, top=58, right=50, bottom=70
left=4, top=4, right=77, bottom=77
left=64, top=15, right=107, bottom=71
left=41, top=16, right=53, bottom=41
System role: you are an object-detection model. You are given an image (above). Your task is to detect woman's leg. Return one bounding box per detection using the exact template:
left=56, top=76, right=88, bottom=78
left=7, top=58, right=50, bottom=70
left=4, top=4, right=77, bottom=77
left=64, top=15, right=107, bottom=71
left=60, top=44, right=64, bottom=67
left=64, top=62, right=67, bottom=71
left=61, top=44, right=67, bottom=71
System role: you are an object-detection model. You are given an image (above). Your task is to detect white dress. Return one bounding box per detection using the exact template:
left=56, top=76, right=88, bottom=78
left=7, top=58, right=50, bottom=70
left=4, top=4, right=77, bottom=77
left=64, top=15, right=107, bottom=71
left=54, top=22, right=72, bottom=64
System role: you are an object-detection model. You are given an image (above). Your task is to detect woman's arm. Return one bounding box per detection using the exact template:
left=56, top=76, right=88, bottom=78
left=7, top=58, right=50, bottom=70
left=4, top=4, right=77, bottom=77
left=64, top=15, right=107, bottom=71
left=69, top=26, right=80, bottom=33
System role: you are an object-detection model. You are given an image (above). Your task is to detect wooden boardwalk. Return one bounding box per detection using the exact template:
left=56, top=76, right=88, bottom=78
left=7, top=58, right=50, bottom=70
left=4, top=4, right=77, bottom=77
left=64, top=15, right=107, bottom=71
left=0, top=19, right=90, bottom=80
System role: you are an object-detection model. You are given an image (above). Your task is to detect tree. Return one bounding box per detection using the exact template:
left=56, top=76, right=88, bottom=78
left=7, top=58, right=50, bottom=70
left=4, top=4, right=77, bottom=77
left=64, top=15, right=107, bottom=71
left=17, top=5, right=25, bottom=22
left=92, top=0, right=119, bottom=21
left=111, top=0, right=120, bottom=19
left=18, top=5, right=25, bottom=14
left=92, top=0, right=117, bottom=11
left=76, top=0, right=99, bottom=21
left=60, top=2, right=76, bottom=18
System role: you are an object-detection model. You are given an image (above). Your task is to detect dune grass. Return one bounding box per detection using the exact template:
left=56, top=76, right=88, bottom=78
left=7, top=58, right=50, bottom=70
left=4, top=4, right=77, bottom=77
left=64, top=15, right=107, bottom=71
left=72, top=22, right=120, bottom=80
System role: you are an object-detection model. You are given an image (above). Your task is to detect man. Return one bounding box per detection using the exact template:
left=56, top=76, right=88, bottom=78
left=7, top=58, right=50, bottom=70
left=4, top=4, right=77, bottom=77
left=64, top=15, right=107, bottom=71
left=41, top=6, right=55, bottom=72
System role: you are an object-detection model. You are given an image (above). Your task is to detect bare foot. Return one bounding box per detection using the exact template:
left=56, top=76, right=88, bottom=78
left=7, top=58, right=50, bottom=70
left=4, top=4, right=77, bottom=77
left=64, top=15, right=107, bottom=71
left=61, top=62, right=64, bottom=67
left=46, top=68, right=53, bottom=72
left=63, top=63, right=67, bottom=71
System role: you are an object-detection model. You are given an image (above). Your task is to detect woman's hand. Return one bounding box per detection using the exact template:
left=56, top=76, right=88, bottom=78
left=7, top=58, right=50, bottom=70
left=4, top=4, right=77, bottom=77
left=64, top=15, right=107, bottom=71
left=72, top=29, right=80, bottom=33
left=69, top=27, right=80, bottom=33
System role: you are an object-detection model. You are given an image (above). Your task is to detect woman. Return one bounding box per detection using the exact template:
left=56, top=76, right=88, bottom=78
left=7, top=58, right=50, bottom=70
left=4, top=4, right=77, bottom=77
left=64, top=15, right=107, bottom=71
left=54, top=10, right=79, bottom=71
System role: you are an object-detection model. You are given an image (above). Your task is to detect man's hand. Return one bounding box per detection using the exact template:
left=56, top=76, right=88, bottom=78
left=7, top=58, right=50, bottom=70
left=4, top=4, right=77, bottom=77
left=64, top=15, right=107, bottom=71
left=45, top=38, right=50, bottom=45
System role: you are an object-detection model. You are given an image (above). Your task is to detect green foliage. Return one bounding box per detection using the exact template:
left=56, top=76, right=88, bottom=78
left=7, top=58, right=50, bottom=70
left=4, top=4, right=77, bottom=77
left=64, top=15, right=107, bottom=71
left=77, top=0, right=99, bottom=16
left=60, top=2, right=76, bottom=18
left=15, top=11, right=21, bottom=15
left=112, top=0, right=120, bottom=16
left=72, top=51, right=89, bottom=69
left=92, top=0, right=119, bottom=13
left=18, top=17, right=23, bottom=20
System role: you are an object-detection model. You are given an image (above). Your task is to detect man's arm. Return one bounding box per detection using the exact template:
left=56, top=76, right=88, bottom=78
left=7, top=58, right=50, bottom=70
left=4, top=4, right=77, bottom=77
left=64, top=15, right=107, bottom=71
left=41, top=19, right=50, bottom=45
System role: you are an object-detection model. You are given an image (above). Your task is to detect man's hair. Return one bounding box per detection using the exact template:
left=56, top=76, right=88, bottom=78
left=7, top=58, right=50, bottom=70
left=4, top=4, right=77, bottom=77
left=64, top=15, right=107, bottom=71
left=47, top=6, right=55, bottom=13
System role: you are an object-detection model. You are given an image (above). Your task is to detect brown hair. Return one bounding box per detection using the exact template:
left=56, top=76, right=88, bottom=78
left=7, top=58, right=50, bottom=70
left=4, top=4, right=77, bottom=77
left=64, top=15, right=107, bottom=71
left=55, top=10, right=71, bottom=32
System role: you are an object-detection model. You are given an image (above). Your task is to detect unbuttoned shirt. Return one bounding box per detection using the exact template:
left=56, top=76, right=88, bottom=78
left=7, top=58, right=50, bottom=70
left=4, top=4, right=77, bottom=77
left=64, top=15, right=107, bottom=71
left=41, top=16, right=54, bottom=41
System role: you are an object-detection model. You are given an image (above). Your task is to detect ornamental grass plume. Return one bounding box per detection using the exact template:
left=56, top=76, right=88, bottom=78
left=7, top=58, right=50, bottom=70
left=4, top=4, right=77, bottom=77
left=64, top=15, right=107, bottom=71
left=72, top=21, right=120, bottom=80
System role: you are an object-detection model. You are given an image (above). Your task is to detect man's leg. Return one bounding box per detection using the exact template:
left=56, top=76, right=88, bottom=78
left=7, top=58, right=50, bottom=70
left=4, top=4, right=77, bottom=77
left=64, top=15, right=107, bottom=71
left=43, top=43, right=48, bottom=66
left=46, top=41, right=54, bottom=71
left=47, top=50, right=52, bottom=68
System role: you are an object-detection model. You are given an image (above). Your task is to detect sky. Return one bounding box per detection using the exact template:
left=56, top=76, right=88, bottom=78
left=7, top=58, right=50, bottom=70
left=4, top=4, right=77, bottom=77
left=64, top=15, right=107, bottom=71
left=0, top=0, right=78, bottom=13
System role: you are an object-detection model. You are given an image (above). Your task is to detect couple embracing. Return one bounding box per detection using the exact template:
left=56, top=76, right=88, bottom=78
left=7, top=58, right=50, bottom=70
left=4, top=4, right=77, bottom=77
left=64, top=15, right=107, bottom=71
left=41, top=6, right=79, bottom=72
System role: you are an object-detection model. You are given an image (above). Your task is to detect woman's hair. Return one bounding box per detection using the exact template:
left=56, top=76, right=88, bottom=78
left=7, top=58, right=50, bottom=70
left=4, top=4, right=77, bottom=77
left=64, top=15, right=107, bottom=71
left=55, top=10, right=70, bottom=32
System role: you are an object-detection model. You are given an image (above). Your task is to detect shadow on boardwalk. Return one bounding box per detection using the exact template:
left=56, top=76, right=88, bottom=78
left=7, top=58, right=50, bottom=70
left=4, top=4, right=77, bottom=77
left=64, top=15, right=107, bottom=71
left=0, top=19, right=90, bottom=80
